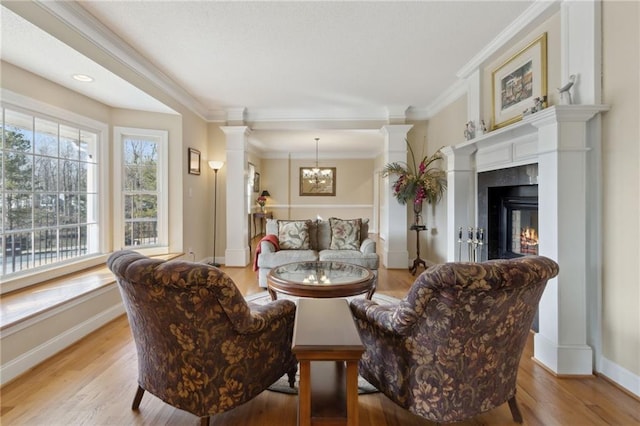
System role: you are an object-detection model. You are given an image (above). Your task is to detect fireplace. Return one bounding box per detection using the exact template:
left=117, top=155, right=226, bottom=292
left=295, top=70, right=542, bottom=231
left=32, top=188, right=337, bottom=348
left=444, top=105, right=608, bottom=376
left=477, top=164, right=538, bottom=262
left=488, top=185, right=538, bottom=259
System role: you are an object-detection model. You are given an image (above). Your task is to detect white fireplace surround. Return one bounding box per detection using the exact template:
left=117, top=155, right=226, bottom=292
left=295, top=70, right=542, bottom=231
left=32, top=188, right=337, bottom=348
left=443, top=104, right=609, bottom=376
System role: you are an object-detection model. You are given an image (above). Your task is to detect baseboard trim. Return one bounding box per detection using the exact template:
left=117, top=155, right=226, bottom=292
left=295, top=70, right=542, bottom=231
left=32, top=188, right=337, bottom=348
left=599, top=356, right=640, bottom=400
left=531, top=356, right=594, bottom=379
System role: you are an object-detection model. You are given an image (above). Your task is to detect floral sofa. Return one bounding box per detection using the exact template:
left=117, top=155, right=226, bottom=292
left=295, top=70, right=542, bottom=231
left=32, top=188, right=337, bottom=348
left=256, top=217, right=379, bottom=288
left=350, top=255, right=559, bottom=424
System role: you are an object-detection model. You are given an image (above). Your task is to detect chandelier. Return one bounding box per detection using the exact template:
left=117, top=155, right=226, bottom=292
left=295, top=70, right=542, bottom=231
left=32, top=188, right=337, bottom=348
left=303, top=137, right=331, bottom=186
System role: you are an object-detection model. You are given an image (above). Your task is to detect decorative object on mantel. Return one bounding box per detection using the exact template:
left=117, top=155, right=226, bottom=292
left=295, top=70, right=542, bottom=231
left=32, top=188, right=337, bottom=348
left=457, top=226, right=484, bottom=262
left=558, top=74, right=577, bottom=105
left=257, top=190, right=270, bottom=212
left=477, top=120, right=487, bottom=136
left=382, top=140, right=447, bottom=226
left=491, top=32, right=547, bottom=130
left=464, top=121, right=476, bottom=140
left=523, top=95, right=548, bottom=116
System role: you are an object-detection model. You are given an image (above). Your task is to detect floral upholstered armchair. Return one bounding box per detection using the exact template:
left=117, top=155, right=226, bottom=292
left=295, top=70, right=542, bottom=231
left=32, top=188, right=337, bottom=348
left=107, top=250, right=298, bottom=426
left=350, top=256, right=559, bottom=424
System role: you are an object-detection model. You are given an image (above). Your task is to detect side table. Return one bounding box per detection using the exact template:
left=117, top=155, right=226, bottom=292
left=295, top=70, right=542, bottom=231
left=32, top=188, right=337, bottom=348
left=409, top=224, right=427, bottom=275
left=292, top=298, right=364, bottom=426
left=252, top=211, right=272, bottom=237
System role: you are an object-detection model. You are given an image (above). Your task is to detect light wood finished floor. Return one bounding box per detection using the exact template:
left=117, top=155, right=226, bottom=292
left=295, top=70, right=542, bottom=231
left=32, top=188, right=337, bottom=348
left=2, top=247, right=639, bottom=425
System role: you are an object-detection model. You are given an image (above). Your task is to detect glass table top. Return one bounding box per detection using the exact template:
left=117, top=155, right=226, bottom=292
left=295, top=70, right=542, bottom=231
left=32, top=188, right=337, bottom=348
left=270, top=261, right=371, bottom=286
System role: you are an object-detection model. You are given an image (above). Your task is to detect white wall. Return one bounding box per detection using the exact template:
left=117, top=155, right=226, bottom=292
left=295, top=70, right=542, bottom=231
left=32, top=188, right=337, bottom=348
left=260, top=157, right=375, bottom=224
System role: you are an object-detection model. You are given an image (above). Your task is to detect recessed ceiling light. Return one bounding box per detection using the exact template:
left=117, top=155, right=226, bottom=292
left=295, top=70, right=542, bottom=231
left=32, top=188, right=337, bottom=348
left=72, top=74, right=94, bottom=82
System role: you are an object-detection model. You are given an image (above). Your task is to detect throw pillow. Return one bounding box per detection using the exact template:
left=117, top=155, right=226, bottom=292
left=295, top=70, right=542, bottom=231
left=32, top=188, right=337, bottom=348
left=329, top=218, right=362, bottom=250
left=278, top=220, right=311, bottom=250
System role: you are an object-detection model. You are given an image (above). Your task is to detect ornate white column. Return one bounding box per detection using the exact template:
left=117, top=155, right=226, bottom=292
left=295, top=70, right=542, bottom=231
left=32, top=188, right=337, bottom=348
left=531, top=105, right=608, bottom=375
left=221, top=126, right=251, bottom=266
left=380, top=124, right=412, bottom=268
left=441, top=144, right=477, bottom=262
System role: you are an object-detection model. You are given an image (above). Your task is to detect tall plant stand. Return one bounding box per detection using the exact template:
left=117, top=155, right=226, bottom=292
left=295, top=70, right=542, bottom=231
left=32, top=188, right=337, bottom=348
left=409, top=224, right=428, bottom=275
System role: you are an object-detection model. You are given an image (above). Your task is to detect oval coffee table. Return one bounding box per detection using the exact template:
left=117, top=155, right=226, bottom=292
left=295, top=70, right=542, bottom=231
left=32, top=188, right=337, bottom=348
left=267, top=261, right=376, bottom=300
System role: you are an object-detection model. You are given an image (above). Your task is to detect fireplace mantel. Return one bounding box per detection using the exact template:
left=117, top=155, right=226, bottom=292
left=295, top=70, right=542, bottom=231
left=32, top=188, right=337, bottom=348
left=443, top=104, right=609, bottom=376
left=445, top=105, right=609, bottom=173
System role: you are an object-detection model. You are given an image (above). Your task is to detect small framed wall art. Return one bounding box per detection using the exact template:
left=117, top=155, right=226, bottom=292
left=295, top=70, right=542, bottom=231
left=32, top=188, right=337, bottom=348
left=188, top=148, right=201, bottom=175
left=491, top=33, right=547, bottom=130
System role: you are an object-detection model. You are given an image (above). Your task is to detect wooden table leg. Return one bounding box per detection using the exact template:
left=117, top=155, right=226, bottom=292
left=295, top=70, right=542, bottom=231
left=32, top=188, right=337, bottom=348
left=298, top=361, right=311, bottom=426
left=346, top=360, right=359, bottom=426
left=267, top=286, right=278, bottom=301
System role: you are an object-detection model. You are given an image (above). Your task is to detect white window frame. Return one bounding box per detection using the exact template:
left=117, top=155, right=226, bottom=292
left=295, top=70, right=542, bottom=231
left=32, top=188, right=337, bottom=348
left=0, top=89, right=109, bottom=294
left=113, top=126, right=169, bottom=255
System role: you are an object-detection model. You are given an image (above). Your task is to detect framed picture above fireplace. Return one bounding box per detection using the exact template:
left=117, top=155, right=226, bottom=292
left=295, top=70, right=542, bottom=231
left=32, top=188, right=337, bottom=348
left=491, top=32, right=547, bottom=130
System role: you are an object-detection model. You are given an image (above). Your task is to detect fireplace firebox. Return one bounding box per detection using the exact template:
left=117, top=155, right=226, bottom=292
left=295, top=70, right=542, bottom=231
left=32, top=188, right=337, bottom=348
left=477, top=165, right=539, bottom=262
left=488, top=185, right=539, bottom=259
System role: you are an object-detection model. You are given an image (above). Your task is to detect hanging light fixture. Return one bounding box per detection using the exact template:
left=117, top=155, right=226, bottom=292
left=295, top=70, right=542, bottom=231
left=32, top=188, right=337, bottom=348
left=304, top=137, right=328, bottom=187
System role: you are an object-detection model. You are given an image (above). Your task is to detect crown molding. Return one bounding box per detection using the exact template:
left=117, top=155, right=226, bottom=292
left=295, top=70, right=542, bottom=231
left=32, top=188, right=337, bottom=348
left=456, top=0, right=561, bottom=79
left=206, top=109, right=229, bottom=123
left=31, top=0, right=210, bottom=119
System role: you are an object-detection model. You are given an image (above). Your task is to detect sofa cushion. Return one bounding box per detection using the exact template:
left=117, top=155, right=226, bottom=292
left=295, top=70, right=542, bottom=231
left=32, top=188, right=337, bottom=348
left=258, top=249, right=318, bottom=269
left=319, top=249, right=379, bottom=270
left=329, top=218, right=362, bottom=250
left=278, top=220, right=312, bottom=250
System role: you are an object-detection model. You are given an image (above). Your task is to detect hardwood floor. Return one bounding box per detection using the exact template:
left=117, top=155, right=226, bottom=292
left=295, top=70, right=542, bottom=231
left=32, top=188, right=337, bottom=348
left=2, top=244, right=639, bottom=425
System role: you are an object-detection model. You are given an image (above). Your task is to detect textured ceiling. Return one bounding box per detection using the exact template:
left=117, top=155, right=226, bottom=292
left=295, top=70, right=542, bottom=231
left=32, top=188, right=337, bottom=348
left=1, top=1, right=535, bottom=156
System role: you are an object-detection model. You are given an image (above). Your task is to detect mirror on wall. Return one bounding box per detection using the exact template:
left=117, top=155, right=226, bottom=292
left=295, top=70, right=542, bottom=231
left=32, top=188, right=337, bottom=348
left=248, top=162, right=256, bottom=213
left=299, top=167, right=336, bottom=196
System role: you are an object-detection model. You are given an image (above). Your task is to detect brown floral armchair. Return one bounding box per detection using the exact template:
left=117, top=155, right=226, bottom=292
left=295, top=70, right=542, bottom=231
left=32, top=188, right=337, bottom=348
left=350, top=256, right=559, bottom=424
left=107, top=250, right=297, bottom=426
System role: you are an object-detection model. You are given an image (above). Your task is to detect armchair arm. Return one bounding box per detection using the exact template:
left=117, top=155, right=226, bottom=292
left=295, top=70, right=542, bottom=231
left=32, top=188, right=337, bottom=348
left=350, top=298, right=418, bottom=336
left=233, top=299, right=296, bottom=334
left=360, top=238, right=376, bottom=254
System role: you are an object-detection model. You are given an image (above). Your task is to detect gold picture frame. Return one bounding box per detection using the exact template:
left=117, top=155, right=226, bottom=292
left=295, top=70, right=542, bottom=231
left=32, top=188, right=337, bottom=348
left=299, top=167, right=336, bottom=196
left=253, top=172, right=260, bottom=193
left=491, top=33, right=547, bottom=130
left=188, top=148, right=201, bottom=175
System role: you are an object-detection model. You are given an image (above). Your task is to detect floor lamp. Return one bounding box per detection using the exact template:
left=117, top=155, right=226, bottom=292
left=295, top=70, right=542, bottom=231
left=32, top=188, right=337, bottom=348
left=208, top=160, right=224, bottom=267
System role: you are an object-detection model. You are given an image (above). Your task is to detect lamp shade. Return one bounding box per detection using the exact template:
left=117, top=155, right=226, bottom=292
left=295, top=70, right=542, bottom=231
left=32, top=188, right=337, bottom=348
left=208, top=160, right=224, bottom=171
left=261, top=190, right=271, bottom=197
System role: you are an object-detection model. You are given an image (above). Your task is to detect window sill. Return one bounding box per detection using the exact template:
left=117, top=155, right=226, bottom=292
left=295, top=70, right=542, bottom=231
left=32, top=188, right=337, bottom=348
left=0, top=252, right=183, bottom=331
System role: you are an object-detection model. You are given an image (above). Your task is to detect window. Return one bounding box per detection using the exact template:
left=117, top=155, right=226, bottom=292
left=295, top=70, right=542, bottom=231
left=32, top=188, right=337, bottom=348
left=113, top=127, right=168, bottom=253
left=1, top=106, right=100, bottom=279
